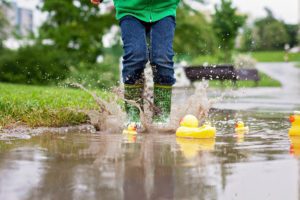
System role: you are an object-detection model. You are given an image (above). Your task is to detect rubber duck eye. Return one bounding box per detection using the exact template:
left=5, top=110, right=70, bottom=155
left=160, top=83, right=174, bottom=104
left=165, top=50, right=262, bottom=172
left=134, top=124, right=138, bottom=130
left=290, top=116, right=295, bottom=123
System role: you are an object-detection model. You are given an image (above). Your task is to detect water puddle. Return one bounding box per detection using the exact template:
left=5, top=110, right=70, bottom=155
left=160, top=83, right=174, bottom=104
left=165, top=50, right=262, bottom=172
left=0, top=110, right=298, bottom=200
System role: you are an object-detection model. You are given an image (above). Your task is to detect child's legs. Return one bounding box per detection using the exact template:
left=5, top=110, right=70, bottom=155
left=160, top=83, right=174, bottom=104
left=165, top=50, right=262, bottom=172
left=150, top=16, right=176, bottom=86
left=120, top=16, right=148, bottom=84
left=149, top=16, right=176, bottom=123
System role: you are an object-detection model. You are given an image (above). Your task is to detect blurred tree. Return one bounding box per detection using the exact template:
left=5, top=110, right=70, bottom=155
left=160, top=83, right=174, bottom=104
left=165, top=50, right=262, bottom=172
left=240, top=27, right=256, bottom=51
left=254, top=8, right=289, bottom=50
left=39, top=0, right=117, bottom=64
left=259, top=21, right=289, bottom=50
left=212, top=0, right=246, bottom=62
left=0, top=4, right=8, bottom=49
left=284, top=24, right=299, bottom=48
left=0, top=45, right=69, bottom=84
left=0, top=0, right=120, bottom=87
left=241, top=8, right=290, bottom=51
left=174, top=3, right=217, bottom=59
left=298, top=31, right=300, bottom=46
left=37, top=0, right=121, bottom=88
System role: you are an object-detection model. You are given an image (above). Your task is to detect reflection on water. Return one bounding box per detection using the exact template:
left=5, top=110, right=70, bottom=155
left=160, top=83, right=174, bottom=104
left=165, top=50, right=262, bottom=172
left=0, top=110, right=299, bottom=200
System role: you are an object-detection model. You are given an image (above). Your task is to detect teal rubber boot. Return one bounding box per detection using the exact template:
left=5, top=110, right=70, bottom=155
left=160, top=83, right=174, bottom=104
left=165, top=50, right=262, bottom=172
left=124, top=84, right=144, bottom=123
left=153, top=84, right=172, bottom=124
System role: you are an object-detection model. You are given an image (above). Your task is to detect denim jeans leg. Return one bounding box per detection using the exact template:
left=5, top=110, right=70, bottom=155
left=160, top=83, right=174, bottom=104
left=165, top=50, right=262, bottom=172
left=120, top=16, right=148, bottom=85
left=150, top=16, right=176, bottom=86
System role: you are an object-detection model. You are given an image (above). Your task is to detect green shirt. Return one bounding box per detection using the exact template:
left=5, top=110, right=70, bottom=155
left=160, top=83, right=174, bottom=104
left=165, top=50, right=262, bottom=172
left=113, top=0, right=180, bottom=22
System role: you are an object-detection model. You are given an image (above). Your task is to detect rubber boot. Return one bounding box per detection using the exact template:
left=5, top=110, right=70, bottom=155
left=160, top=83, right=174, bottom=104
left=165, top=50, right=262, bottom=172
left=124, top=84, right=144, bottom=123
left=153, top=84, right=172, bottom=124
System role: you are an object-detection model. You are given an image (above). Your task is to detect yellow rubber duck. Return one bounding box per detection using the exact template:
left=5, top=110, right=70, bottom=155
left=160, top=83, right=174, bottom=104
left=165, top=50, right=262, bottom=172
left=235, top=121, right=249, bottom=133
left=176, top=115, right=216, bottom=139
left=122, top=123, right=138, bottom=135
left=236, top=133, right=245, bottom=143
left=123, top=134, right=137, bottom=143
left=288, top=111, right=300, bottom=136
left=289, top=136, right=300, bottom=156
left=176, top=138, right=215, bottom=159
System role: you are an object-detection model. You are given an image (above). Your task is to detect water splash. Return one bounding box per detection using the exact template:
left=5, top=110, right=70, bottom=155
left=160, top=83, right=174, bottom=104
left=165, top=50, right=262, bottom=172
left=71, top=83, right=126, bottom=133
left=72, top=80, right=216, bottom=134
left=167, top=82, right=215, bottom=131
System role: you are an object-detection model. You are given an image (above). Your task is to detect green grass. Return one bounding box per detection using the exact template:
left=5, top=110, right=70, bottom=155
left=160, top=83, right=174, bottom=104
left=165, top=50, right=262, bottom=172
left=251, top=51, right=300, bottom=62
left=0, top=83, right=110, bottom=128
left=190, top=55, right=219, bottom=65
left=189, top=51, right=300, bottom=64
left=207, top=72, right=281, bottom=88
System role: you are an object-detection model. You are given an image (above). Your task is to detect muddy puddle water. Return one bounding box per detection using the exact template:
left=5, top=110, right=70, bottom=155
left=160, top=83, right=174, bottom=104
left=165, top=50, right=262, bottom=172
left=0, top=109, right=298, bottom=200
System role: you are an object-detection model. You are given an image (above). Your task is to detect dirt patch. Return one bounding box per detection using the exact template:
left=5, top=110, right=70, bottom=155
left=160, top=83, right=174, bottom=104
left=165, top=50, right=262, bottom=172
left=0, top=124, right=96, bottom=140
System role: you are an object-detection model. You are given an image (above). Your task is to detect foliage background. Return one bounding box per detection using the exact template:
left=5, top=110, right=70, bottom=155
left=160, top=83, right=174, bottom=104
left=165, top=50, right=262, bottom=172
left=0, top=0, right=299, bottom=88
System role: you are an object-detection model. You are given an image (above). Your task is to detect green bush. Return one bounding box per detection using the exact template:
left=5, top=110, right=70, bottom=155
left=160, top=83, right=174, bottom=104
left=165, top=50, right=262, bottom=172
left=0, top=45, right=69, bottom=84
left=65, top=54, right=120, bottom=89
left=174, top=5, right=217, bottom=57
left=241, top=8, right=291, bottom=51
left=0, top=45, right=121, bottom=88
left=212, top=0, right=246, bottom=62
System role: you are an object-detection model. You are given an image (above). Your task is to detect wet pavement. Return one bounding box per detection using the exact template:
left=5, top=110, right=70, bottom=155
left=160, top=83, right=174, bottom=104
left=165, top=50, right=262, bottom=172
left=201, top=62, right=300, bottom=112
left=0, top=62, right=300, bottom=199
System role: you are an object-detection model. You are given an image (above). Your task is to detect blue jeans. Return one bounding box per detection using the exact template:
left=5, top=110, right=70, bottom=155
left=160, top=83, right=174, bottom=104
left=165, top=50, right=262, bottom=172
left=120, top=16, right=176, bottom=85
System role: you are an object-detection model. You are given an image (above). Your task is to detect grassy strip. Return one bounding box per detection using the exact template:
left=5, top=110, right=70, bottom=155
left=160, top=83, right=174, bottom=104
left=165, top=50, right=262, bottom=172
left=250, top=51, right=300, bottom=62
left=191, top=55, right=219, bottom=65
left=189, top=51, right=300, bottom=64
left=0, top=83, right=110, bottom=128
left=207, top=72, right=281, bottom=88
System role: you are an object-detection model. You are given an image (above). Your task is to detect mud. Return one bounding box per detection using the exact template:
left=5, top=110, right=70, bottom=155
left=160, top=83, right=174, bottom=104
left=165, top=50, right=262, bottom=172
left=0, top=124, right=96, bottom=140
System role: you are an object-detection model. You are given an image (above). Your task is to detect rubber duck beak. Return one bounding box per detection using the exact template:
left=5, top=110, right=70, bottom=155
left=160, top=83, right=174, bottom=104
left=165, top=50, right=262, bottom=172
left=180, top=118, right=183, bottom=124
left=133, top=126, right=137, bottom=131
left=290, top=116, right=295, bottom=123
